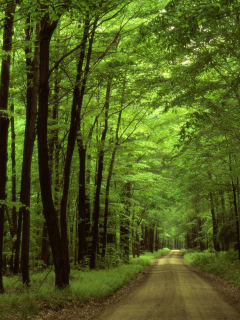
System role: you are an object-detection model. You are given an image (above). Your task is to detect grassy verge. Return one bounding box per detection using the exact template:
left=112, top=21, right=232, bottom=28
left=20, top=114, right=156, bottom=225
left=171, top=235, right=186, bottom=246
left=129, top=248, right=170, bottom=266
left=0, top=248, right=169, bottom=320
left=181, top=249, right=240, bottom=289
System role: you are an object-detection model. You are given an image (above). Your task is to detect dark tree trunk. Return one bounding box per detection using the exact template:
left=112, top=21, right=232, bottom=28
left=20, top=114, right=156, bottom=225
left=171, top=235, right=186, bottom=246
left=21, top=18, right=40, bottom=286
left=209, top=192, right=220, bottom=252
left=120, top=182, right=131, bottom=262
left=41, top=221, right=50, bottom=267
left=0, top=1, right=16, bottom=293
left=136, top=227, right=140, bottom=257
left=144, top=226, right=148, bottom=251
left=232, top=181, right=240, bottom=259
left=42, top=57, right=60, bottom=266
left=38, top=13, right=93, bottom=287
left=86, top=154, right=91, bottom=241
left=38, top=14, right=70, bottom=288
left=132, top=213, right=136, bottom=258
left=197, top=218, right=205, bottom=252
left=186, top=232, right=191, bottom=249
left=149, top=228, right=154, bottom=253
left=77, top=139, right=87, bottom=263
left=155, top=227, right=159, bottom=252
left=90, top=80, right=111, bottom=269
left=13, top=211, right=22, bottom=274
left=102, top=111, right=121, bottom=259
left=9, top=103, right=17, bottom=272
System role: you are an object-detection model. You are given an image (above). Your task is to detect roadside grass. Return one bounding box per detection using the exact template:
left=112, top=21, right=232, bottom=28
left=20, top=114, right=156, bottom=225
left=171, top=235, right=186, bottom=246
left=0, top=248, right=169, bottom=319
left=129, top=248, right=170, bottom=266
left=182, top=249, right=240, bottom=289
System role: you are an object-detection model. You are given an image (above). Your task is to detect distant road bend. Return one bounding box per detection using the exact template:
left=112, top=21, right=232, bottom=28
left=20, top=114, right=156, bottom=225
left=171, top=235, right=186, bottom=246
left=97, top=250, right=240, bottom=320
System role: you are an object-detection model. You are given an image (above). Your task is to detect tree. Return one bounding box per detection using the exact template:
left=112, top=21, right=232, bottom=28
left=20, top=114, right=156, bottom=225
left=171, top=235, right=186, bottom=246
left=0, top=0, right=16, bottom=293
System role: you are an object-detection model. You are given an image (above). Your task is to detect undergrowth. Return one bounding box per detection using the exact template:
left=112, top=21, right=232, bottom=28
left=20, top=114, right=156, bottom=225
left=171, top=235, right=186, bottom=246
left=0, top=248, right=169, bottom=320
left=182, top=249, right=240, bottom=289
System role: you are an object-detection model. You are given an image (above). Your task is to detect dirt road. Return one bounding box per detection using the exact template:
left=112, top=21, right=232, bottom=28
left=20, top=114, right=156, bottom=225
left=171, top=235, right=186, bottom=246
left=97, top=250, right=240, bottom=320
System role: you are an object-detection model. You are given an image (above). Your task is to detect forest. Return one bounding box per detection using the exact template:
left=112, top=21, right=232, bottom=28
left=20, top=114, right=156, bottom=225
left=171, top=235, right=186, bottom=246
left=0, top=0, right=240, bottom=303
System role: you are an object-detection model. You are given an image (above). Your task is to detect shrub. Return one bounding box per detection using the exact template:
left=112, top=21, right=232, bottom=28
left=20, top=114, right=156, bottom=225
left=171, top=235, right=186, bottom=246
left=183, top=249, right=240, bottom=289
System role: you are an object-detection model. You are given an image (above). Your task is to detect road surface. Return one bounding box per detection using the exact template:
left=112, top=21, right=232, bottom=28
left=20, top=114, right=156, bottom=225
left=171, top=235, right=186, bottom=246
left=97, top=250, right=240, bottom=320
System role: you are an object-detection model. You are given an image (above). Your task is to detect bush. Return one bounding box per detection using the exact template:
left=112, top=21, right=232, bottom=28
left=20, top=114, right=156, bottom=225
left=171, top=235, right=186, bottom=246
left=0, top=249, right=170, bottom=319
left=183, top=249, right=240, bottom=289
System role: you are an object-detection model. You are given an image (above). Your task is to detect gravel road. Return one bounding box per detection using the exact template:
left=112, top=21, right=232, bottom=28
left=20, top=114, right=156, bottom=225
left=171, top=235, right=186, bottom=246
left=97, top=250, right=240, bottom=320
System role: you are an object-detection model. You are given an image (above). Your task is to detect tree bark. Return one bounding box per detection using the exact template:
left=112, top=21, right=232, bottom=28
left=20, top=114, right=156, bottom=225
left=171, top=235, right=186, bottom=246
left=120, top=182, right=131, bottom=262
left=9, top=103, right=17, bottom=272
left=0, top=1, right=16, bottom=293
left=21, top=18, right=40, bottom=286
left=232, top=181, right=240, bottom=259
left=38, top=12, right=94, bottom=287
left=102, top=111, right=122, bottom=259
left=38, top=13, right=70, bottom=288
left=41, top=221, right=50, bottom=267
left=149, top=228, right=154, bottom=253
left=90, top=80, right=111, bottom=269
left=77, top=138, right=87, bottom=263
left=209, top=192, right=220, bottom=252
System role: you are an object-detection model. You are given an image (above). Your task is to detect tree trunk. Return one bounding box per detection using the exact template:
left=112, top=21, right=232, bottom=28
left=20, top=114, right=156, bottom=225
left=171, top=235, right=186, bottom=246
left=77, top=139, right=87, bottom=263
left=38, top=14, right=70, bottom=288
left=155, top=227, right=159, bottom=251
left=209, top=192, right=220, bottom=252
left=0, top=1, right=16, bottom=293
left=9, top=103, right=17, bottom=272
left=149, top=228, right=154, bottom=253
left=132, top=213, right=136, bottom=258
left=90, top=80, right=111, bottom=269
left=86, top=154, right=91, bottom=250
left=120, top=182, right=131, bottom=262
left=21, top=18, right=40, bottom=286
left=102, top=111, right=122, bottom=259
left=232, top=181, right=240, bottom=259
left=136, top=225, right=140, bottom=257
left=13, top=211, right=22, bottom=274
left=41, top=221, right=50, bottom=267
left=38, top=12, right=94, bottom=287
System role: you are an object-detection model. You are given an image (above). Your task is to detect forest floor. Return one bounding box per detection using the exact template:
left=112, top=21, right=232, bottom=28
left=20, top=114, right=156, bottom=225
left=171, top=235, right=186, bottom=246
left=32, top=250, right=240, bottom=320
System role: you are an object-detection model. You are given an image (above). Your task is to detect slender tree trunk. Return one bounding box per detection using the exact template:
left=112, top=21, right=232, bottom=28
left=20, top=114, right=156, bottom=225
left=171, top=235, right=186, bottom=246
left=0, top=1, right=16, bottom=293
left=155, top=227, right=159, bottom=251
left=21, top=18, right=40, bottom=286
left=232, top=181, right=240, bottom=259
left=41, top=52, right=61, bottom=268
left=209, top=192, right=220, bottom=252
left=120, top=182, right=131, bottom=262
left=136, top=223, right=140, bottom=257
left=132, top=213, right=136, bottom=258
left=38, top=13, right=93, bottom=287
left=149, top=228, right=154, bottom=253
left=197, top=218, right=205, bottom=252
left=77, top=138, right=87, bottom=263
left=13, top=211, right=22, bottom=274
left=102, top=111, right=122, bottom=259
left=38, top=13, right=70, bottom=288
left=86, top=154, right=91, bottom=250
left=41, top=221, right=50, bottom=267
left=90, top=80, right=111, bottom=269
left=9, top=103, right=17, bottom=272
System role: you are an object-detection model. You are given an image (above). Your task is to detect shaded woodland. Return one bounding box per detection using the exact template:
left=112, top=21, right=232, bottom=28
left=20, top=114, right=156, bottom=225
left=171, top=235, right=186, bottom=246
left=1, top=0, right=240, bottom=291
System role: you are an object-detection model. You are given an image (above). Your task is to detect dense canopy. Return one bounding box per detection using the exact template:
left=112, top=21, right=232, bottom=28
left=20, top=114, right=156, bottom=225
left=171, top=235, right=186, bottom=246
left=0, top=0, right=240, bottom=290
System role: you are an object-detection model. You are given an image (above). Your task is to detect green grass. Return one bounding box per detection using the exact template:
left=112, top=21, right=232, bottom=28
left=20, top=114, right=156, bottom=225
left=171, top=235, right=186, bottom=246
left=129, top=248, right=170, bottom=267
left=0, top=249, right=169, bottom=319
left=182, top=249, right=240, bottom=289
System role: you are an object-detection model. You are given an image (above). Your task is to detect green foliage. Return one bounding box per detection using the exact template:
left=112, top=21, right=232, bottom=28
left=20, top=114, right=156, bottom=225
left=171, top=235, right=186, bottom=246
left=0, top=250, right=168, bottom=319
left=129, top=248, right=170, bottom=266
left=2, top=0, right=240, bottom=303
left=183, top=249, right=240, bottom=289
